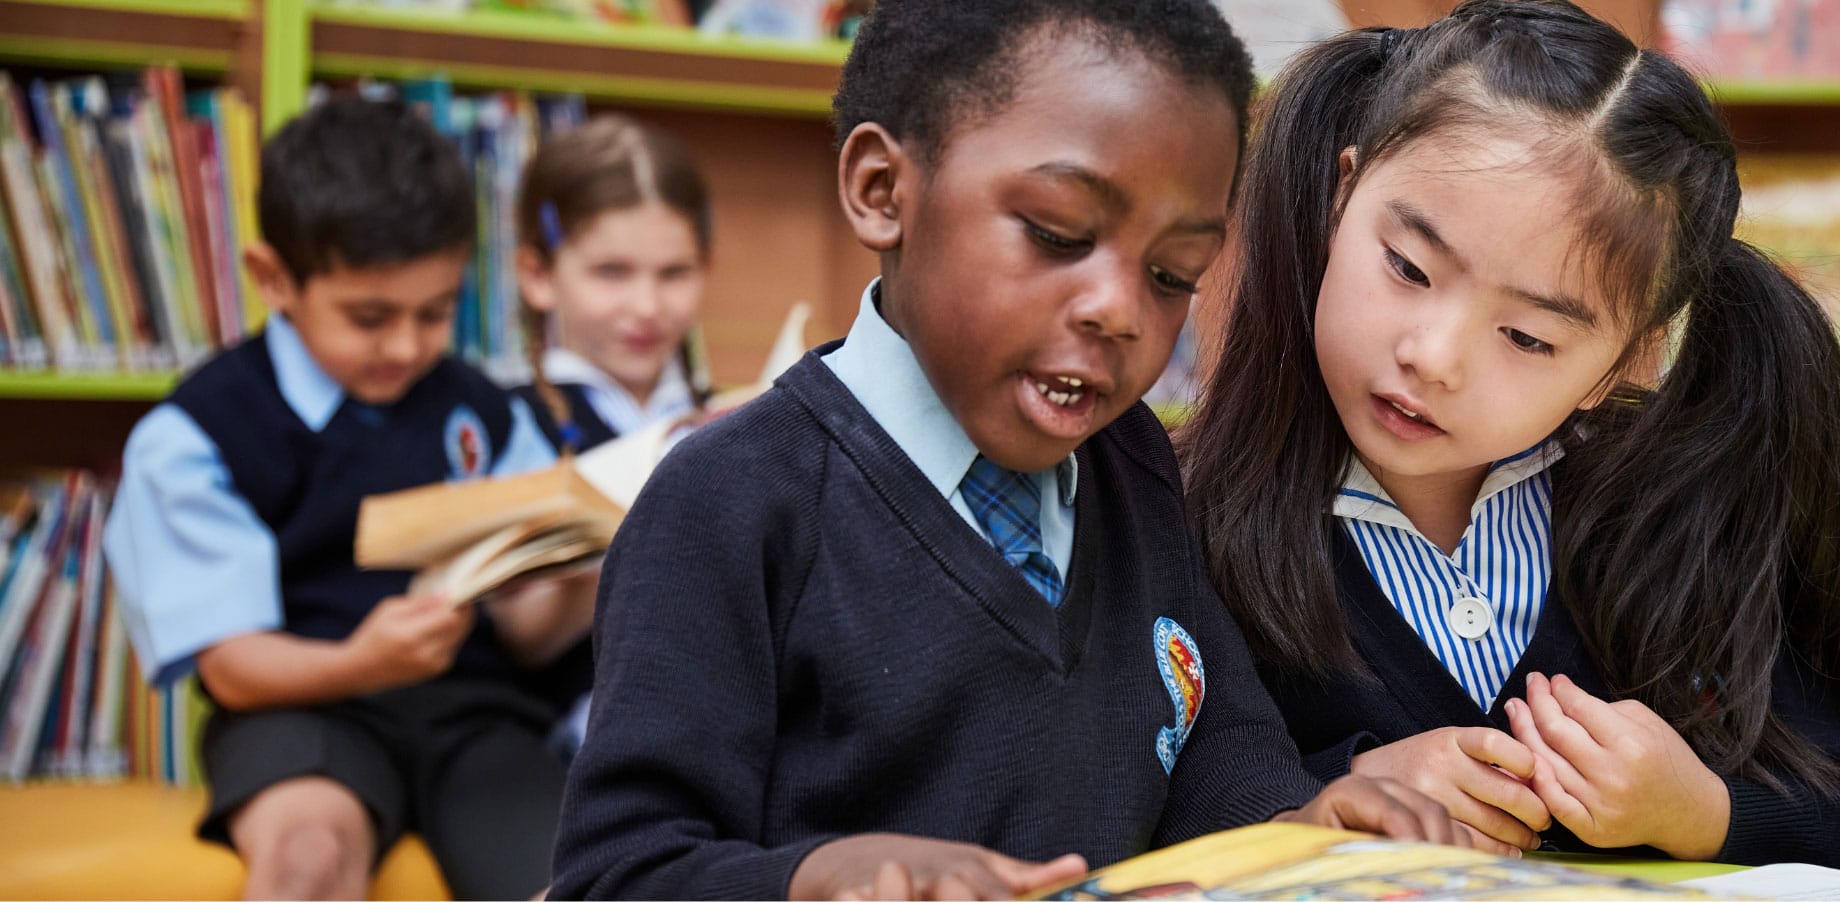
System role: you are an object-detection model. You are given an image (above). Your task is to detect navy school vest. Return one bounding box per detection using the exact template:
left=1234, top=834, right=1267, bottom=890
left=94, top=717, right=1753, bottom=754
left=168, top=332, right=524, bottom=682
left=513, top=383, right=620, bottom=452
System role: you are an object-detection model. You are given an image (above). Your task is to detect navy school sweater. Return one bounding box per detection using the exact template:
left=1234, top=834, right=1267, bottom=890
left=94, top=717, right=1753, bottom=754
left=548, top=348, right=1324, bottom=900
left=1261, top=515, right=1840, bottom=866
left=167, top=333, right=531, bottom=685
left=514, top=382, right=619, bottom=451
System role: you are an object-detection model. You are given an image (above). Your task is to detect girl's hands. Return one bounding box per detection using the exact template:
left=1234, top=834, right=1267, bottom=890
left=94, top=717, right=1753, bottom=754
left=1350, top=727, right=1551, bottom=855
left=1273, top=774, right=1474, bottom=849
left=1505, top=672, right=1731, bottom=860
left=789, top=834, right=1087, bottom=901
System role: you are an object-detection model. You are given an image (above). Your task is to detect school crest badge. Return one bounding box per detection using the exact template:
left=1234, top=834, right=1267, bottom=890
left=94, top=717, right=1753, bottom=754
left=1154, top=616, right=1205, bottom=774
left=444, top=404, right=492, bottom=480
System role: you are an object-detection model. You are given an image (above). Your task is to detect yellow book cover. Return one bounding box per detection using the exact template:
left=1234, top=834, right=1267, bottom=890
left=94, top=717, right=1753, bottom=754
left=218, top=89, right=265, bottom=334
left=1038, top=824, right=1703, bottom=900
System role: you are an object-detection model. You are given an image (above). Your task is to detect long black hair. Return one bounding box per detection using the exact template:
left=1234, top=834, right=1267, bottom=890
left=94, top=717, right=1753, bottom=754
left=1181, top=0, right=1840, bottom=792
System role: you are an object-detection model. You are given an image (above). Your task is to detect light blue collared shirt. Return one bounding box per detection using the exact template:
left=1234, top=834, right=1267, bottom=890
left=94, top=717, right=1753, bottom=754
left=541, top=346, right=696, bottom=438
left=102, top=315, right=555, bottom=685
left=1333, top=443, right=1562, bottom=711
left=822, top=279, right=1076, bottom=576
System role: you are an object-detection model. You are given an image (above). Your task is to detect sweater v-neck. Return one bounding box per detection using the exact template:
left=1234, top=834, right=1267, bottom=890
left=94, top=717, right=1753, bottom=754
left=781, top=352, right=1097, bottom=674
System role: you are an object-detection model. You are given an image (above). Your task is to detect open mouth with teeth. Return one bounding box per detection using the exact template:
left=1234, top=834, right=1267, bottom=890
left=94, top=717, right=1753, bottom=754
left=1017, top=370, right=1102, bottom=440
left=1034, top=374, right=1088, bottom=408
left=1372, top=394, right=1443, bottom=439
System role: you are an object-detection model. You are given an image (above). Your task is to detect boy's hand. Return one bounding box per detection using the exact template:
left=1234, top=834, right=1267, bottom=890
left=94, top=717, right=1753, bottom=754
left=1273, top=774, right=1476, bottom=852
left=790, top=834, right=1087, bottom=901
left=1350, top=726, right=1550, bottom=855
left=346, top=593, right=474, bottom=692
left=1505, top=672, right=1730, bottom=860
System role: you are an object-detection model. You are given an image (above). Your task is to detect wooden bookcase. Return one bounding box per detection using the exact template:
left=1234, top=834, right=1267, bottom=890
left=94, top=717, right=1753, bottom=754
left=0, top=0, right=1834, bottom=467
left=0, top=0, right=879, bottom=468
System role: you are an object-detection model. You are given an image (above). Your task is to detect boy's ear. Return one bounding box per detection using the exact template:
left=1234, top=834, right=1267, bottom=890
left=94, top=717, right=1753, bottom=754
left=837, top=122, right=908, bottom=253
left=242, top=242, right=300, bottom=316
left=515, top=245, right=557, bottom=314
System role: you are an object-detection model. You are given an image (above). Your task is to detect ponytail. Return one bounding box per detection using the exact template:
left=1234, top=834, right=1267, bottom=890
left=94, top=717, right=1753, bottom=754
left=1181, top=28, right=1398, bottom=677
left=514, top=114, right=715, bottom=452
left=1554, top=241, right=1840, bottom=793
left=522, top=299, right=580, bottom=455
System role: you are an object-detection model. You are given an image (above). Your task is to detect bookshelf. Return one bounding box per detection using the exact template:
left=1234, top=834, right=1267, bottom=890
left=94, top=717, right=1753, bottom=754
left=0, top=0, right=879, bottom=413
left=0, top=1, right=253, bottom=77
left=0, top=0, right=1834, bottom=407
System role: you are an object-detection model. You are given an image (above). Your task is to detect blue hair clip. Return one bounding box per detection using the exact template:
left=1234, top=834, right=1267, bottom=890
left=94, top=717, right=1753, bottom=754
left=558, top=421, right=584, bottom=451
left=540, top=201, right=566, bottom=251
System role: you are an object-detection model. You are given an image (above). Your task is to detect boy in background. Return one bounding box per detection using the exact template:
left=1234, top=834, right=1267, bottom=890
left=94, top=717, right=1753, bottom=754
left=105, top=96, right=594, bottom=901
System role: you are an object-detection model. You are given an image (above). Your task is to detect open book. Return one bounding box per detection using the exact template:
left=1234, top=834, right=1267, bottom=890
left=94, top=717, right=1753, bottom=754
left=1037, top=823, right=1704, bottom=900
left=354, top=302, right=814, bottom=606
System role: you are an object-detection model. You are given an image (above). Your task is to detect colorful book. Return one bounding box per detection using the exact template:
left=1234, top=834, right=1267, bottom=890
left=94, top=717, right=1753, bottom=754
left=1038, top=823, right=1697, bottom=900
left=145, top=67, right=221, bottom=348
left=0, top=503, right=83, bottom=781
left=84, top=587, right=128, bottom=779
left=49, top=490, right=106, bottom=776
left=219, top=88, right=265, bottom=335
left=0, top=78, right=80, bottom=369
left=132, top=91, right=211, bottom=365
left=27, top=80, right=117, bottom=367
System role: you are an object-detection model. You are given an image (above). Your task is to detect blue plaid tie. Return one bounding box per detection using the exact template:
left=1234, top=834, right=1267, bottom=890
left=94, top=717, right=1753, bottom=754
left=960, top=456, right=1065, bottom=607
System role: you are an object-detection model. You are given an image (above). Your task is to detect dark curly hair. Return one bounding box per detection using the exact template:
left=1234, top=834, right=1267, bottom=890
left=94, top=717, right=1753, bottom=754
left=832, top=0, right=1256, bottom=163
left=258, top=95, right=475, bottom=284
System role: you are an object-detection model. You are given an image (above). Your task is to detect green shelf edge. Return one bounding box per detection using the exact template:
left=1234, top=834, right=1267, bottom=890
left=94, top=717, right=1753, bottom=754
left=264, top=0, right=309, bottom=134
left=0, top=371, right=176, bottom=401
left=1, top=0, right=248, bottom=19
left=0, top=36, right=232, bottom=74
left=310, top=3, right=852, bottom=66
left=1706, top=80, right=1840, bottom=105
left=313, top=52, right=835, bottom=117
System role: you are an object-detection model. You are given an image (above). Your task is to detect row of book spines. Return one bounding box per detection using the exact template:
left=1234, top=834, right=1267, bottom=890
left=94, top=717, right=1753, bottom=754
left=372, top=79, right=587, bottom=368
left=0, top=66, right=263, bottom=375
left=0, top=69, right=585, bottom=377
left=0, top=472, right=201, bottom=787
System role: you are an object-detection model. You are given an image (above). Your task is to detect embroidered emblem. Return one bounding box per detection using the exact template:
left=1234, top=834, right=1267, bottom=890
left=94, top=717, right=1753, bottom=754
left=444, top=404, right=492, bottom=479
left=1153, top=616, right=1205, bottom=774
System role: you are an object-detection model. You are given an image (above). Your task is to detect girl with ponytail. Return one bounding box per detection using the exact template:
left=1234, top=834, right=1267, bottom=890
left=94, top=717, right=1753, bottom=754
left=511, top=114, right=715, bottom=752
left=1182, top=0, right=1840, bottom=865
left=513, top=114, right=714, bottom=457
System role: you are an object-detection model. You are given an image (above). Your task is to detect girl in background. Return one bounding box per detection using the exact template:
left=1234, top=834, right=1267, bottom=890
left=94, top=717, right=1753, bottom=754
left=513, top=114, right=715, bottom=752
left=1182, top=0, right=1840, bottom=865
left=515, top=113, right=713, bottom=456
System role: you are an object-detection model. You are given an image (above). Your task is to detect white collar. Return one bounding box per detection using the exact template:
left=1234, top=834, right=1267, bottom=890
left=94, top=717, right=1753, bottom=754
left=823, top=279, right=1077, bottom=504
left=542, top=346, right=696, bottom=436
left=1332, top=442, right=1563, bottom=537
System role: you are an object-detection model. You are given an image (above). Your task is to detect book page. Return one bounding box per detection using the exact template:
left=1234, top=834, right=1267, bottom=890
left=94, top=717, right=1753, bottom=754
left=411, top=514, right=612, bottom=606
left=1037, top=824, right=1703, bottom=900
left=355, top=461, right=619, bottom=569
left=1682, top=864, right=1840, bottom=900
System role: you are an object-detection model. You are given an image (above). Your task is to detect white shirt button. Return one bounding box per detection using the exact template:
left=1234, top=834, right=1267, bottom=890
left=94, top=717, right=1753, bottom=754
left=1449, top=595, right=1493, bottom=640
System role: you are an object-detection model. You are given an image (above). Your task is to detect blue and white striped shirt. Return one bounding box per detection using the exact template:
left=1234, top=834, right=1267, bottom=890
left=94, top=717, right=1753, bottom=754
left=1333, top=444, right=1561, bottom=711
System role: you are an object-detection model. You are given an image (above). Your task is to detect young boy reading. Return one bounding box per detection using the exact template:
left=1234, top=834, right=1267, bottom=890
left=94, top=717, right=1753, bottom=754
left=103, top=96, right=595, bottom=900
left=548, top=2, right=1466, bottom=899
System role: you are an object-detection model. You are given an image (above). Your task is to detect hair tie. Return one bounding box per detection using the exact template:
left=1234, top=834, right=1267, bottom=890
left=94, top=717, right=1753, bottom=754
left=540, top=201, right=566, bottom=251
left=1378, top=27, right=1410, bottom=63
left=558, top=421, right=584, bottom=452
